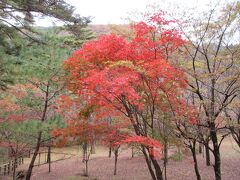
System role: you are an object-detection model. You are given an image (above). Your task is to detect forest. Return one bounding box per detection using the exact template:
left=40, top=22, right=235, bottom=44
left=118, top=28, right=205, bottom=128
left=0, top=0, right=240, bottom=180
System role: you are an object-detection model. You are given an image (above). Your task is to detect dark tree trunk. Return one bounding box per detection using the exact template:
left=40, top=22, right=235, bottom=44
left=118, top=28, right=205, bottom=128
left=150, top=157, right=163, bottom=180
left=164, top=143, right=168, bottom=164
left=108, top=146, right=112, bottom=158
left=47, top=146, right=51, bottom=172
left=127, top=115, right=163, bottom=180
left=83, top=143, right=90, bottom=177
left=82, top=143, right=87, bottom=162
left=85, top=160, right=88, bottom=177
left=199, top=143, right=202, bottom=154
left=114, top=148, right=119, bottom=175
left=163, top=143, right=168, bottom=180
left=142, top=146, right=157, bottom=180
left=131, top=146, right=134, bottom=158
left=237, top=117, right=240, bottom=147
left=210, top=129, right=221, bottom=180
left=91, top=142, right=96, bottom=154
left=13, top=158, right=17, bottom=180
left=205, top=141, right=211, bottom=166
left=26, top=83, right=49, bottom=180
left=25, top=132, right=42, bottom=180
left=146, top=146, right=163, bottom=180
left=209, top=79, right=221, bottom=180
left=232, top=116, right=240, bottom=147
left=190, top=141, right=201, bottom=180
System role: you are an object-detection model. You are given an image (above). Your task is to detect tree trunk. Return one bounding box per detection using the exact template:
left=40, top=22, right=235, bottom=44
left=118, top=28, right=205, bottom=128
left=146, top=146, right=163, bottom=180
left=232, top=116, right=240, bottom=147
left=47, top=146, right=51, bottom=172
left=211, top=130, right=221, bottom=180
left=85, top=160, right=88, bottom=177
left=108, top=146, right=112, bottom=158
left=237, top=116, right=240, bottom=147
left=26, top=83, right=49, bottom=180
left=25, top=131, right=42, bottom=180
left=199, top=143, right=202, bottom=154
left=190, top=141, right=201, bottom=180
left=82, top=143, right=87, bottom=162
left=131, top=146, right=134, bottom=158
left=83, top=143, right=90, bottom=177
left=13, top=158, right=17, bottom=180
left=150, top=157, right=163, bottom=180
left=163, top=143, right=168, bottom=180
left=129, top=115, right=163, bottom=180
left=164, top=143, right=168, bottom=164
left=91, top=142, right=96, bottom=154
left=205, top=142, right=210, bottom=166
left=114, top=148, right=118, bottom=175
left=142, top=146, right=157, bottom=180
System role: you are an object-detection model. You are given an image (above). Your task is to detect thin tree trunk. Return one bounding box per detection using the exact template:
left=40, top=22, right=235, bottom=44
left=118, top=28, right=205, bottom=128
left=83, top=143, right=90, bottom=177
left=47, top=146, right=51, bottom=172
left=202, top=144, right=205, bottom=158
left=164, top=163, right=167, bottom=180
left=85, top=160, right=88, bottom=176
left=91, top=142, right=96, bottom=154
left=190, top=141, right=201, bottom=180
left=108, top=146, right=112, bottom=158
left=142, top=146, right=157, bottom=180
left=210, top=130, right=221, bottom=180
left=114, top=148, right=118, bottom=175
left=128, top=115, right=163, bottom=180
left=164, top=143, right=168, bottom=164
left=26, top=82, right=49, bottom=180
left=209, top=79, right=221, bottom=180
left=25, top=131, right=42, bottom=180
left=199, top=143, right=202, bottom=154
left=232, top=116, right=240, bottom=147
left=131, top=146, right=134, bottom=158
left=82, top=143, right=87, bottom=162
left=205, top=142, right=210, bottom=166
left=146, top=146, right=163, bottom=180
left=163, top=143, right=168, bottom=180
left=238, top=117, right=240, bottom=147
left=150, top=157, right=163, bottom=180
left=13, top=158, right=17, bottom=180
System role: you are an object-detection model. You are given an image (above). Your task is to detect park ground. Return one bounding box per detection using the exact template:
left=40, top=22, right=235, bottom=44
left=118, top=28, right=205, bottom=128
left=2, top=137, right=240, bottom=180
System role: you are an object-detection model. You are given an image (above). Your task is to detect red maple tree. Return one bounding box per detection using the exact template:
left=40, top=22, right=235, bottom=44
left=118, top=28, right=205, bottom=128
left=64, top=12, right=187, bottom=180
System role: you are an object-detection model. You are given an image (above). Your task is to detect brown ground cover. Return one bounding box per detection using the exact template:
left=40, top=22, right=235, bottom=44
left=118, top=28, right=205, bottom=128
left=1, top=138, right=240, bottom=180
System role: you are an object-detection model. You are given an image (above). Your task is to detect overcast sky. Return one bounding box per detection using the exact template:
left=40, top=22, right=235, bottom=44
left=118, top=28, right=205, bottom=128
left=36, top=0, right=221, bottom=26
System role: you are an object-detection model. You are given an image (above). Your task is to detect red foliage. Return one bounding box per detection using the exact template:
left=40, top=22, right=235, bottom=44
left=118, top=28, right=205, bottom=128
left=65, top=34, right=186, bottom=113
left=63, top=12, right=191, bottom=153
left=103, top=130, right=126, bottom=148
left=0, top=84, right=42, bottom=123
left=52, top=118, right=109, bottom=147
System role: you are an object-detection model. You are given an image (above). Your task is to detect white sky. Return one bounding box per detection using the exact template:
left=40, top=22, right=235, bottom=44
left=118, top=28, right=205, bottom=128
left=36, top=0, right=222, bottom=26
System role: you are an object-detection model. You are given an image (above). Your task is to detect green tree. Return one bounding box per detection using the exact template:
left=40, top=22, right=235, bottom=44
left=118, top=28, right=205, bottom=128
left=0, top=0, right=90, bottom=52
left=0, top=0, right=91, bottom=89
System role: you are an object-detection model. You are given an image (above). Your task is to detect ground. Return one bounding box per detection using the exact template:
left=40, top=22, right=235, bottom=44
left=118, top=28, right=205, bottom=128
left=1, top=137, right=240, bottom=180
